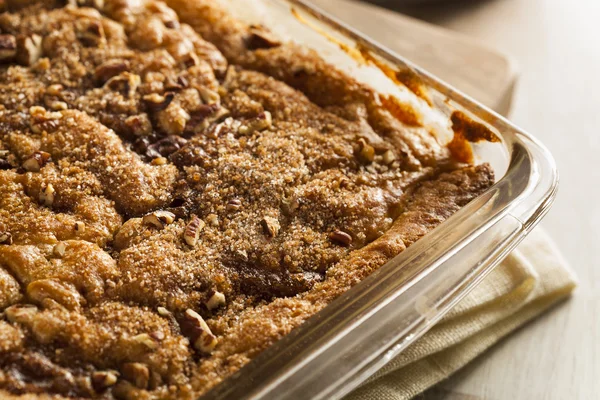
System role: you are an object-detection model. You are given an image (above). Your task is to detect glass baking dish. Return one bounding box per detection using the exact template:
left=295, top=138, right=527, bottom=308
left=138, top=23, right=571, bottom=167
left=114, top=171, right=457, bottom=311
left=198, top=0, right=558, bottom=399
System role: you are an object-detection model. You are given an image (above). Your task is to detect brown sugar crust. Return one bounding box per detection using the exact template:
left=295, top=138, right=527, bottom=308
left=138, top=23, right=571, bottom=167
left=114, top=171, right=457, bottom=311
left=0, top=0, right=494, bottom=398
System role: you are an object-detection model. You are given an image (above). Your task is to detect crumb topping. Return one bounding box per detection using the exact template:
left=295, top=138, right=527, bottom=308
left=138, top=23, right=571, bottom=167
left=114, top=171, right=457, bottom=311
left=0, top=0, right=494, bottom=398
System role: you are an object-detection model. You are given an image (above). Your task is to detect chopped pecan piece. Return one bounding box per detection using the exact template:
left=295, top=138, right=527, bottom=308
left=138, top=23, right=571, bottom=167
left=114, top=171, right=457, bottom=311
left=205, top=291, right=226, bottom=311
left=164, top=19, right=179, bottom=29
left=177, top=75, right=189, bottom=88
left=16, top=34, right=42, bottom=66
left=357, top=138, right=375, bottom=163
left=281, top=196, right=299, bottom=216
left=74, top=221, right=86, bottom=233
left=53, top=242, right=66, bottom=257
left=329, top=230, right=353, bottom=247
left=181, top=51, right=200, bottom=68
left=181, top=309, right=218, bottom=354
left=76, top=19, right=105, bottom=47
left=105, top=72, right=140, bottom=98
left=47, top=100, right=68, bottom=111
left=143, top=92, right=175, bottom=112
left=239, top=111, right=272, bottom=135
left=206, top=117, right=243, bottom=139
left=261, top=216, right=280, bottom=237
left=125, top=113, right=152, bottom=137
left=91, top=371, right=118, bottom=392
left=132, top=137, right=158, bottom=159
left=0, top=150, right=12, bottom=170
left=46, top=84, right=63, bottom=96
left=76, top=376, right=95, bottom=397
left=27, top=279, right=82, bottom=311
left=22, top=151, right=51, bottom=172
left=94, top=59, right=129, bottom=84
left=29, top=106, right=62, bottom=134
left=77, top=0, right=105, bottom=8
left=4, top=304, right=38, bottom=324
left=184, top=103, right=222, bottom=134
left=0, top=34, right=16, bottom=61
left=140, top=135, right=188, bottom=160
left=131, top=333, right=159, bottom=350
left=382, top=149, right=396, bottom=165
left=150, top=156, right=167, bottom=165
left=157, top=306, right=170, bottom=317
left=164, top=76, right=183, bottom=91
left=39, top=183, right=55, bottom=207
left=0, top=232, right=13, bottom=245
left=197, top=86, right=220, bottom=105
left=121, top=362, right=149, bottom=390
left=206, top=214, right=219, bottom=227
left=158, top=102, right=190, bottom=135
left=183, top=215, right=205, bottom=247
left=226, top=199, right=242, bottom=212
left=245, top=25, right=281, bottom=50
left=142, top=210, right=176, bottom=229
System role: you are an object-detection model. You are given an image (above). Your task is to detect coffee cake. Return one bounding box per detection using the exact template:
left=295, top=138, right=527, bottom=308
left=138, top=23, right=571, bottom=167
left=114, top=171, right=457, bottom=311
left=0, top=0, right=494, bottom=398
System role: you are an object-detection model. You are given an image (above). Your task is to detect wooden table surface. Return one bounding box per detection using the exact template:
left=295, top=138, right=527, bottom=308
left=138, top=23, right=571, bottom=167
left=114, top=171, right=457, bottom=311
left=309, top=0, right=600, bottom=399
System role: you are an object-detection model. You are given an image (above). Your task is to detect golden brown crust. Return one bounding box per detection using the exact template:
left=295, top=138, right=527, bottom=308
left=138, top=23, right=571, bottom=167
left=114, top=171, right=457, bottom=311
left=0, top=0, right=494, bottom=398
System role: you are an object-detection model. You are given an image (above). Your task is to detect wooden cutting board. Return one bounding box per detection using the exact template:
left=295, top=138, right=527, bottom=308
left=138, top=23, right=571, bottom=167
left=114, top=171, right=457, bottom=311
left=309, top=0, right=517, bottom=116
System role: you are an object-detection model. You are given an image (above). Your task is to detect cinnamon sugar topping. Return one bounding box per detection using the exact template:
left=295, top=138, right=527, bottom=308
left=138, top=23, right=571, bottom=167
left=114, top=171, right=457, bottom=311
left=0, top=0, right=493, bottom=398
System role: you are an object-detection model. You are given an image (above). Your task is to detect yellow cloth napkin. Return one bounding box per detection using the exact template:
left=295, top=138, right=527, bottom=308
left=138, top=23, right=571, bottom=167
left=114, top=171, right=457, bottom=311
left=346, top=228, right=577, bottom=400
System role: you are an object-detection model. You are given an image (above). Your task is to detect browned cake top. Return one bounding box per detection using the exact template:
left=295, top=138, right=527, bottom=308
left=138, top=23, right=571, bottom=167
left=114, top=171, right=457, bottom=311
left=0, top=0, right=493, bottom=398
